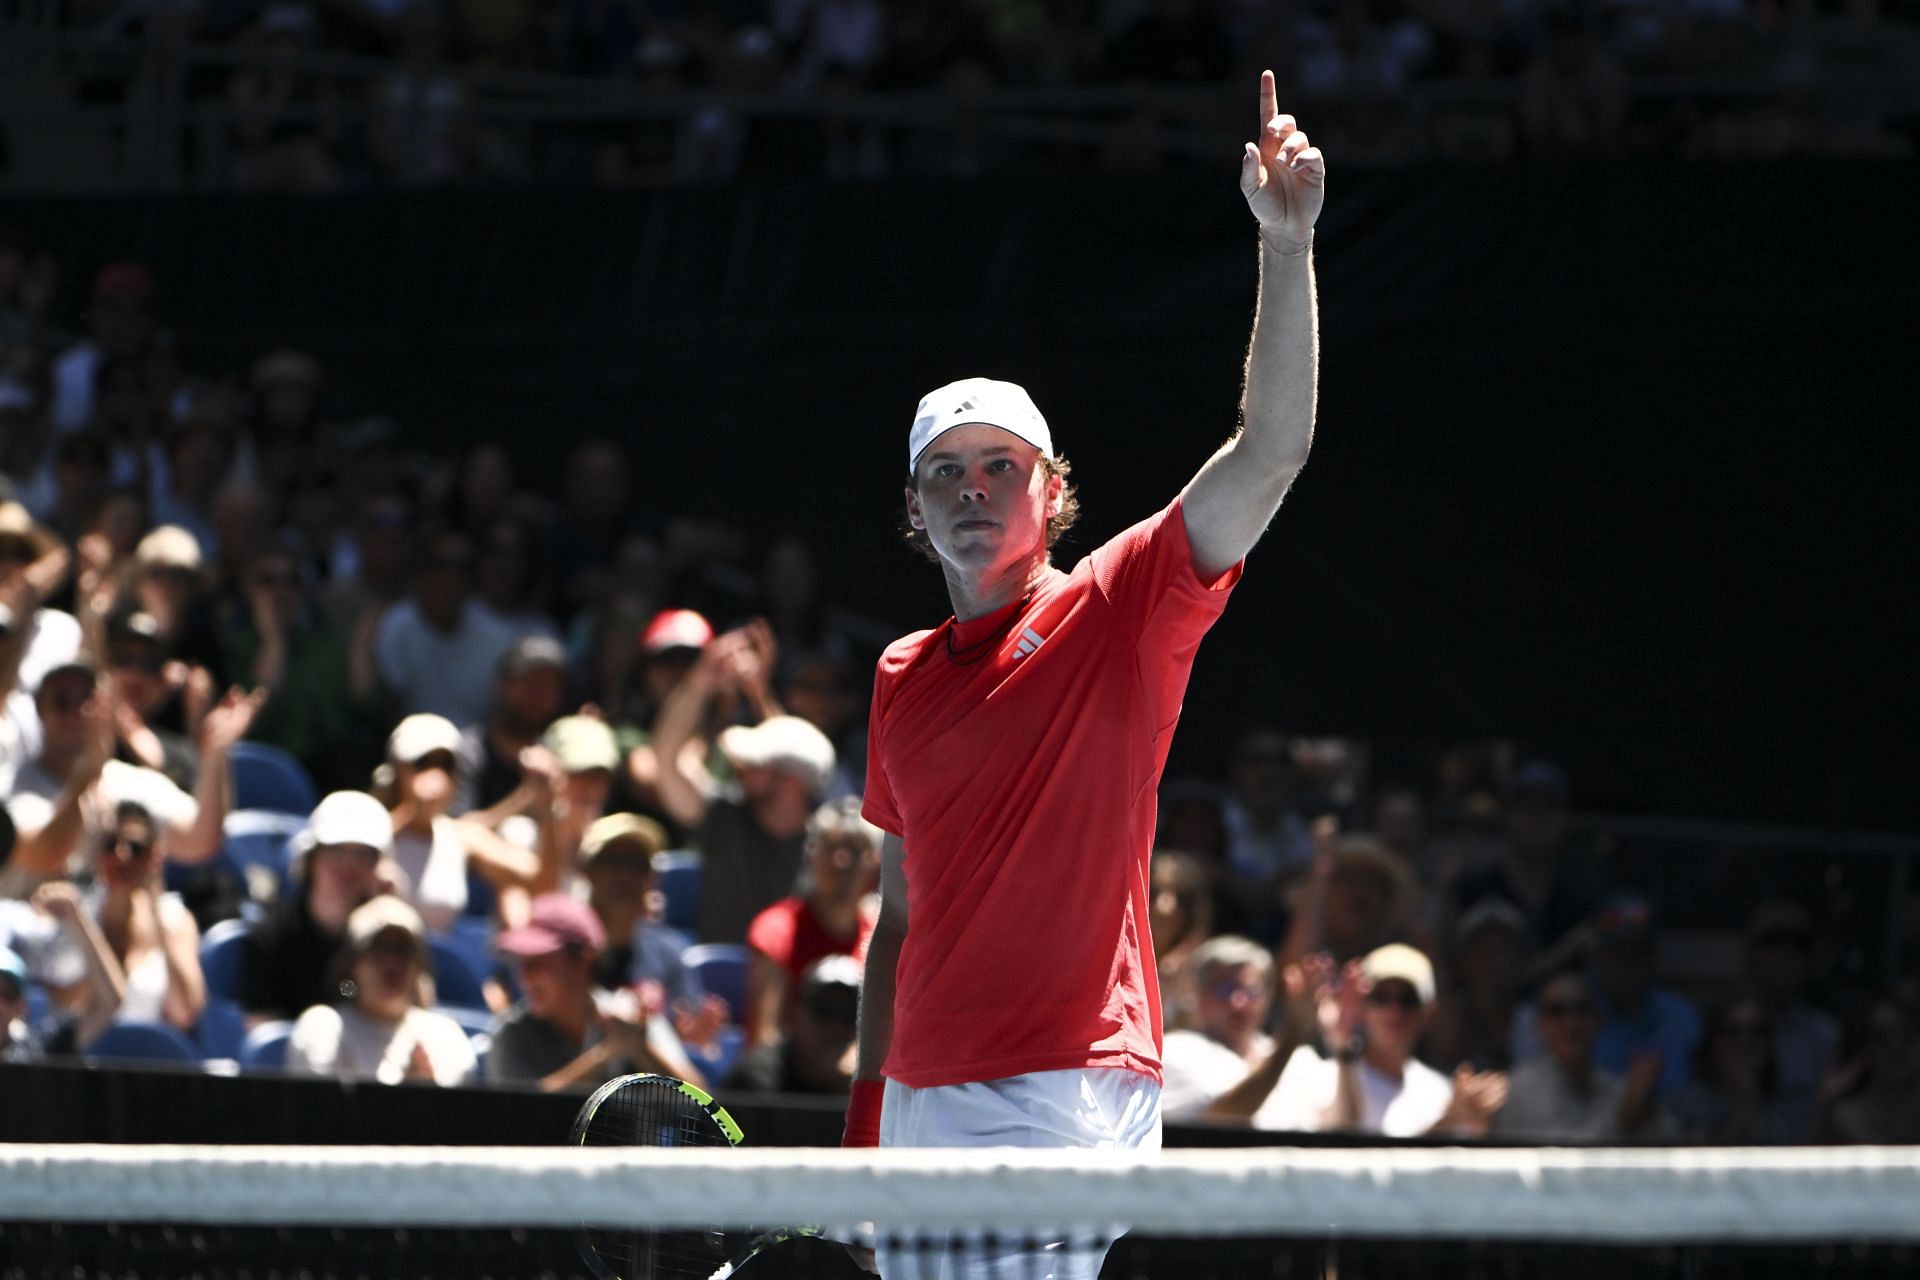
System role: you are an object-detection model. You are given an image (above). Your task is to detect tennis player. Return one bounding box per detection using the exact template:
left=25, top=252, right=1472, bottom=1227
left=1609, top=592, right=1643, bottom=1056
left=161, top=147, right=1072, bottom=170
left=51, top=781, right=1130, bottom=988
left=845, top=72, right=1324, bottom=1279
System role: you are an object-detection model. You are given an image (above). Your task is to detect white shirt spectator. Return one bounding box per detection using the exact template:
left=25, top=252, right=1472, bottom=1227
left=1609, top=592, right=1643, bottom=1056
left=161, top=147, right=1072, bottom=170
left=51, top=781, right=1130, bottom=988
left=1160, top=1027, right=1276, bottom=1122
left=0, top=759, right=199, bottom=899
left=1264, top=1045, right=1455, bottom=1136
left=374, top=599, right=515, bottom=728
left=286, top=1002, right=477, bottom=1085
left=0, top=898, right=87, bottom=987
left=389, top=815, right=470, bottom=934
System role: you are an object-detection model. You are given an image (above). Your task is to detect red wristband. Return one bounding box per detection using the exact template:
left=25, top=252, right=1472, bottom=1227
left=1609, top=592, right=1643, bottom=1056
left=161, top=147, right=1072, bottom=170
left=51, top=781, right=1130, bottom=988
left=842, top=1078, right=885, bottom=1147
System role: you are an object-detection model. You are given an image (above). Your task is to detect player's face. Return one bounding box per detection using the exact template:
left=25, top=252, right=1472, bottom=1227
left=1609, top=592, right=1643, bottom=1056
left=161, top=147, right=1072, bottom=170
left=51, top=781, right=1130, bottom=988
left=906, top=426, right=1061, bottom=574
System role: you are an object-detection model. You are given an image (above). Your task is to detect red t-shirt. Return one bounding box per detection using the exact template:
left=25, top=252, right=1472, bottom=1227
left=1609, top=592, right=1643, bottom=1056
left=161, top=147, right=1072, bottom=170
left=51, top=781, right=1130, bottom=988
left=862, top=498, right=1241, bottom=1089
left=747, top=895, right=875, bottom=986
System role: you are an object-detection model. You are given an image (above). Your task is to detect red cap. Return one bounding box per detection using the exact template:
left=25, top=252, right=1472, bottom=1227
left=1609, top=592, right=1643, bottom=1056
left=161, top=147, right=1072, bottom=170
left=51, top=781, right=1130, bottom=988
left=639, top=608, right=713, bottom=655
left=493, top=894, right=607, bottom=957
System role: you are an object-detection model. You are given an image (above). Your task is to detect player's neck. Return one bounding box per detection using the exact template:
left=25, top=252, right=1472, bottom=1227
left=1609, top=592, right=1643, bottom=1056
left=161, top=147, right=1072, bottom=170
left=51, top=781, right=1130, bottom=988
left=941, top=550, right=1051, bottom=623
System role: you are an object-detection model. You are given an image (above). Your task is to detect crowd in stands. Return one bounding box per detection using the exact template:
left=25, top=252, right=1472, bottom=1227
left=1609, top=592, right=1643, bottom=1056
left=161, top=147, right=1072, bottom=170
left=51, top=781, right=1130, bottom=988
left=8, top=0, right=1913, bottom=189
left=1, top=237, right=1916, bottom=1146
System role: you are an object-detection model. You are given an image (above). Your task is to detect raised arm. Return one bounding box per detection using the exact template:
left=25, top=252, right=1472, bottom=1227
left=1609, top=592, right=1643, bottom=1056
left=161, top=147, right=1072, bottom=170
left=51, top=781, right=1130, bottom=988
left=1180, top=70, right=1325, bottom=582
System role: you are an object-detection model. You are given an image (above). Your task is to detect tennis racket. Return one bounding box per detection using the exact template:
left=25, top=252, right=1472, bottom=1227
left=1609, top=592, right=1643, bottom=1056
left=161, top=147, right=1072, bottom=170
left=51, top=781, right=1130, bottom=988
left=570, top=1073, right=745, bottom=1280
left=569, top=1073, right=872, bottom=1279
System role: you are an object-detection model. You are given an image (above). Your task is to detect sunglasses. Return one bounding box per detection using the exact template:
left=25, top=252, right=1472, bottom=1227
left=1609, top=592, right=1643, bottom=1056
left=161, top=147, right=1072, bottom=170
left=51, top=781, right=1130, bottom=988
left=0, top=541, right=37, bottom=564
left=1207, top=978, right=1266, bottom=1002
left=109, top=649, right=165, bottom=675
left=367, top=934, right=420, bottom=961
left=1366, top=987, right=1424, bottom=1011
left=410, top=751, right=458, bottom=774
left=108, top=835, right=154, bottom=860
left=44, top=687, right=94, bottom=711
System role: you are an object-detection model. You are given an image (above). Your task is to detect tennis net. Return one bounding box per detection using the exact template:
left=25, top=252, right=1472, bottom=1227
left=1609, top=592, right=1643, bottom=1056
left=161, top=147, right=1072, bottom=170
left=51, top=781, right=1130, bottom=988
left=3, top=1143, right=1918, bottom=1279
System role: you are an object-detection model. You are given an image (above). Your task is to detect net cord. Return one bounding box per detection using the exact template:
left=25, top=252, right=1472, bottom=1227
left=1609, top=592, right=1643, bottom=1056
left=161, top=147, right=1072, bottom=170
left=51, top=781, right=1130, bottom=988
left=3, top=1145, right=1917, bottom=1243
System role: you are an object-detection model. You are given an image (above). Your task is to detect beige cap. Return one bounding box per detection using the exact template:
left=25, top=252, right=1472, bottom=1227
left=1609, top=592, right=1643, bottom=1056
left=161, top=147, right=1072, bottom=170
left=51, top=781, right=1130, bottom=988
left=0, top=502, right=58, bottom=559
left=1361, top=943, right=1436, bottom=1006
left=579, top=812, right=669, bottom=866
left=718, top=715, right=836, bottom=793
left=135, top=524, right=204, bottom=572
left=345, top=895, right=426, bottom=953
left=542, top=714, right=620, bottom=774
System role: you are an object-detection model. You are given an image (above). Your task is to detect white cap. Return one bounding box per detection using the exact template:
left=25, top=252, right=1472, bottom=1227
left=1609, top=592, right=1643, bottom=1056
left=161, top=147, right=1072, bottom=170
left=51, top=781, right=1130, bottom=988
left=299, top=790, right=394, bottom=857
left=718, top=715, right=837, bottom=794
left=908, top=377, right=1052, bottom=476
left=387, top=713, right=462, bottom=764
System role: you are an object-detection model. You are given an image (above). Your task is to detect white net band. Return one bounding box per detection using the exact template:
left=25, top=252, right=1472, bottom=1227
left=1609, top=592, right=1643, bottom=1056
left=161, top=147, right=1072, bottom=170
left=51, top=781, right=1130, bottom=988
left=3, top=1145, right=1918, bottom=1243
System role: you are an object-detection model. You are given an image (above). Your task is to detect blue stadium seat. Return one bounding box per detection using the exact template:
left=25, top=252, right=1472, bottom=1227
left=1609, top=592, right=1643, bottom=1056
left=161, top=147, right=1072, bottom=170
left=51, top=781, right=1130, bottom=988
left=653, top=850, right=702, bottom=932
left=228, top=742, right=319, bottom=817
left=239, top=1020, right=293, bottom=1070
left=87, top=1020, right=203, bottom=1065
left=199, top=917, right=251, bottom=1002
left=197, top=998, right=248, bottom=1061
left=680, top=943, right=749, bottom=1024
left=429, top=936, right=490, bottom=1009
left=222, top=809, right=306, bottom=903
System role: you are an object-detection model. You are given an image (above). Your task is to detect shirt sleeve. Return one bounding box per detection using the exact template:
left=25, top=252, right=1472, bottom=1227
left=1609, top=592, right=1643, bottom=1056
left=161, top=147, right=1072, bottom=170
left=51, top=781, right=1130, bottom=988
left=860, top=657, right=903, bottom=837
left=745, top=901, right=795, bottom=965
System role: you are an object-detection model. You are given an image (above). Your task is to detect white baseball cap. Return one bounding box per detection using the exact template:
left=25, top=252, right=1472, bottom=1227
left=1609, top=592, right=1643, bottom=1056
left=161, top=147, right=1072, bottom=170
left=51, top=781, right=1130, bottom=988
left=386, top=713, right=462, bottom=764
left=299, top=790, right=394, bottom=857
left=717, top=715, right=837, bottom=794
left=908, top=377, right=1053, bottom=476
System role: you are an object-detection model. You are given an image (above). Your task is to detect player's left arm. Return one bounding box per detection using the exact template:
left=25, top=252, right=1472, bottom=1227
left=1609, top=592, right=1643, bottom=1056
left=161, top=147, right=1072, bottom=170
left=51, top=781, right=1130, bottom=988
left=1180, top=69, right=1324, bottom=583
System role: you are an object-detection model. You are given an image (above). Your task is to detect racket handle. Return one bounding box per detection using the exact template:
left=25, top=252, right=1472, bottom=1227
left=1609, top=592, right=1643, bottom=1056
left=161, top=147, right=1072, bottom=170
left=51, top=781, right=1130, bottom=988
left=842, top=1078, right=884, bottom=1147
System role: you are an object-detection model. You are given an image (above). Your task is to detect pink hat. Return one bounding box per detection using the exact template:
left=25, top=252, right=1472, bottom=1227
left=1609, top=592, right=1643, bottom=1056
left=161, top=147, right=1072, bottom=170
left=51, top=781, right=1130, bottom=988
left=494, top=894, right=607, bottom=957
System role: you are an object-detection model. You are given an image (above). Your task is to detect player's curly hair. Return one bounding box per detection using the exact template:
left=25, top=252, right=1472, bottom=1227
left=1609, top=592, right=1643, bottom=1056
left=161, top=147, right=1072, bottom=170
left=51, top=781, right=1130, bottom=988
left=900, top=453, right=1081, bottom=564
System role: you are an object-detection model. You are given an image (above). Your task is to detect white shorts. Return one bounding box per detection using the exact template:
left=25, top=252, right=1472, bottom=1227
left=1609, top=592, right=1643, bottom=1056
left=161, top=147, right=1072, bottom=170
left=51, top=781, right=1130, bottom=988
left=877, top=1067, right=1162, bottom=1280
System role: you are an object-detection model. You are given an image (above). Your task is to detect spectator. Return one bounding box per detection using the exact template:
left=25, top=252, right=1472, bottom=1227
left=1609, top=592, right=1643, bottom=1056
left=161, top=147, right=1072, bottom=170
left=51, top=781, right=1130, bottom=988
left=576, top=813, right=693, bottom=1000
left=286, top=895, right=476, bottom=1085
left=322, top=490, right=415, bottom=636
left=1150, top=850, right=1216, bottom=1033
left=1491, top=968, right=1661, bottom=1141
left=240, top=790, right=389, bottom=1027
left=551, top=440, right=648, bottom=614
left=454, top=634, right=568, bottom=818
left=1430, top=896, right=1532, bottom=1072
left=1449, top=761, right=1605, bottom=964
left=1159, top=935, right=1317, bottom=1127
left=382, top=713, right=540, bottom=933
left=1280, top=829, right=1420, bottom=968
left=221, top=546, right=386, bottom=789
left=485, top=892, right=704, bottom=1091
left=776, top=651, right=865, bottom=801
left=0, top=500, right=81, bottom=697
left=1, top=884, right=127, bottom=1059
left=744, top=797, right=879, bottom=1045
left=1741, top=900, right=1838, bottom=1117
left=528, top=713, right=621, bottom=894
left=2, top=659, right=259, bottom=899
left=1671, top=992, right=1811, bottom=1144
left=1266, top=944, right=1506, bottom=1136
left=129, top=524, right=224, bottom=677
left=1216, top=725, right=1313, bottom=944
left=617, top=607, right=713, bottom=825
left=90, top=800, right=205, bottom=1032
left=471, top=515, right=559, bottom=647
left=149, top=419, right=234, bottom=560
left=50, top=264, right=154, bottom=433
left=102, top=612, right=198, bottom=791
left=652, top=626, right=835, bottom=944
left=1814, top=995, right=1920, bottom=1144
left=727, top=954, right=863, bottom=1096
left=373, top=529, right=516, bottom=727
left=1586, top=894, right=1702, bottom=1102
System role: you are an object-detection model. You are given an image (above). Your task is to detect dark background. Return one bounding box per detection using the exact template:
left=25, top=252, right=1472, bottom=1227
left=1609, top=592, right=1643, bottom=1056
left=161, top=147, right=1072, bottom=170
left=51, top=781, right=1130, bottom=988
left=11, top=163, right=1915, bottom=828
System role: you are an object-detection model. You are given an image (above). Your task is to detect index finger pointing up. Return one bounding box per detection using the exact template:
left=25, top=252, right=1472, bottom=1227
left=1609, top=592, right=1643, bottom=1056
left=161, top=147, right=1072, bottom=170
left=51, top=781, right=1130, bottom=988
left=1259, top=68, right=1276, bottom=128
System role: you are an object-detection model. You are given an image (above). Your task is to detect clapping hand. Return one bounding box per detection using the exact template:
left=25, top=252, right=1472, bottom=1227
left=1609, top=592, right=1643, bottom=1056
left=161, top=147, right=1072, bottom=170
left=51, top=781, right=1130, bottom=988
left=1239, top=70, right=1324, bottom=253
left=197, top=685, right=269, bottom=754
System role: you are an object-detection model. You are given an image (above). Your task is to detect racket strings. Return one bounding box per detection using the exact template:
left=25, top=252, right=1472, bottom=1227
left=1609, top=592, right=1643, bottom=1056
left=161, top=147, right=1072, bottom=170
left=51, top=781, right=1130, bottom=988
left=576, top=1078, right=737, bottom=1280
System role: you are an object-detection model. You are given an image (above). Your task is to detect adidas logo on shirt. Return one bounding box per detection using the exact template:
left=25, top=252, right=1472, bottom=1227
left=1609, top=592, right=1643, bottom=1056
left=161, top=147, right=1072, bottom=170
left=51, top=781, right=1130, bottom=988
left=1013, top=627, right=1046, bottom=659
